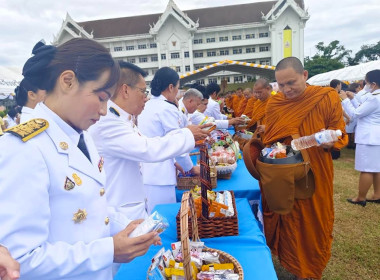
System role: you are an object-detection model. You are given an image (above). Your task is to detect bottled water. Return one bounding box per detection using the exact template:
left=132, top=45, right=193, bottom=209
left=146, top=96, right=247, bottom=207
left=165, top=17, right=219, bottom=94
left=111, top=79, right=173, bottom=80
left=291, top=129, right=342, bottom=151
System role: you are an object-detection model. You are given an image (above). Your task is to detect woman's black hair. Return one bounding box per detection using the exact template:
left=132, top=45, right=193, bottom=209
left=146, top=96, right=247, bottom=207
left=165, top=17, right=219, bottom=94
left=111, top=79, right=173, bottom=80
left=14, top=79, right=39, bottom=107
left=22, top=38, right=120, bottom=93
left=329, top=79, right=341, bottom=89
left=150, top=67, right=179, bottom=96
left=365, top=69, right=380, bottom=86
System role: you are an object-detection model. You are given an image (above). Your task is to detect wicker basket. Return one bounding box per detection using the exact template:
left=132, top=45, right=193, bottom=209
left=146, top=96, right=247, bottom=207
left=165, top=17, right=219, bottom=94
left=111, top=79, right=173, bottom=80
left=176, top=145, right=239, bottom=239
left=177, top=174, right=217, bottom=190
left=178, top=192, right=244, bottom=280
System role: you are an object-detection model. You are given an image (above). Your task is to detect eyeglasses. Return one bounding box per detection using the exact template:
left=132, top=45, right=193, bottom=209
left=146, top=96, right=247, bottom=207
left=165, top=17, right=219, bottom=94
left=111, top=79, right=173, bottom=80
left=127, top=84, right=149, bottom=97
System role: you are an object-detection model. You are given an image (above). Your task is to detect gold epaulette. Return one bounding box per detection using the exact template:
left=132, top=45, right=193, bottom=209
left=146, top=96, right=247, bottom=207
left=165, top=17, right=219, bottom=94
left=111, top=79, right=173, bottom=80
left=109, top=107, right=120, bottom=116
left=5, top=118, right=49, bottom=142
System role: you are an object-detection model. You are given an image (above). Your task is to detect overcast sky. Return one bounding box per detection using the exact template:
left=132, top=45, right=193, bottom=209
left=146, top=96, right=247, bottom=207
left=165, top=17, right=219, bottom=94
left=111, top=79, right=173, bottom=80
left=0, top=0, right=379, bottom=70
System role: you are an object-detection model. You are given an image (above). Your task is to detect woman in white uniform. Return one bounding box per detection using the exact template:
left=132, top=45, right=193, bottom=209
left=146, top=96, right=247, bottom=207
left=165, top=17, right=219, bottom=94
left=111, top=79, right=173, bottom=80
left=15, top=78, right=46, bottom=123
left=138, top=67, right=197, bottom=212
left=0, top=38, right=160, bottom=280
left=341, top=70, right=380, bottom=206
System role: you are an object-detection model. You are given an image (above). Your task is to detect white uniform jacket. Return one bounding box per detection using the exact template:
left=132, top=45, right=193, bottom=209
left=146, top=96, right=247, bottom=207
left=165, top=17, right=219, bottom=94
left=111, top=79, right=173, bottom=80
left=351, top=88, right=370, bottom=108
left=342, top=89, right=380, bottom=145
left=0, top=103, right=130, bottom=280
left=20, top=106, right=34, bottom=123
left=138, top=95, right=193, bottom=185
left=190, top=110, right=229, bottom=129
left=204, top=98, right=227, bottom=120
left=178, top=97, right=190, bottom=127
left=89, top=100, right=195, bottom=219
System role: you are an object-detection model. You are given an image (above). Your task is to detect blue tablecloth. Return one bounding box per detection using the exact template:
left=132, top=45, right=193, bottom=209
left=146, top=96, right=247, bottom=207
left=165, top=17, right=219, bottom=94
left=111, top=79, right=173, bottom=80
left=114, top=198, right=277, bottom=280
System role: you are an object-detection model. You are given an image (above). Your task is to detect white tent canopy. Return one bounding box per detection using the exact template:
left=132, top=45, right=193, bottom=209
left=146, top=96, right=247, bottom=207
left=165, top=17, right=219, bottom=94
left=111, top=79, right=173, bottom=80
left=0, top=66, right=22, bottom=100
left=307, top=60, right=380, bottom=86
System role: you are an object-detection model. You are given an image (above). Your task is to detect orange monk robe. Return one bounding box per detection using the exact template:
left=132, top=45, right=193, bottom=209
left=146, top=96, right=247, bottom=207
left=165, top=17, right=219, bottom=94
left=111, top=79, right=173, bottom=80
left=232, top=95, right=242, bottom=115
left=242, top=97, right=257, bottom=118
left=235, top=97, right=248, bottom=117
left=246, top=97, right=270, bottom=132
left=262, top=86, right=348, bottom=279
left=225, top=96, right=234, bottom=109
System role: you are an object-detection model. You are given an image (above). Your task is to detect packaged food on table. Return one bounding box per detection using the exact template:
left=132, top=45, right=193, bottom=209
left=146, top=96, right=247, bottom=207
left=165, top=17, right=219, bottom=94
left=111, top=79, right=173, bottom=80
left=201, top=263, right=234, bottom=271
left=129, top=211, right=169, bottom=237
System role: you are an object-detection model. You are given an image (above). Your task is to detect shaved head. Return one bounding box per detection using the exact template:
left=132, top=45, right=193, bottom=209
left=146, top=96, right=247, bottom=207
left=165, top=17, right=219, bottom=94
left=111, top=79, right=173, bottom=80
left=275, top=57, right=304, bottom=74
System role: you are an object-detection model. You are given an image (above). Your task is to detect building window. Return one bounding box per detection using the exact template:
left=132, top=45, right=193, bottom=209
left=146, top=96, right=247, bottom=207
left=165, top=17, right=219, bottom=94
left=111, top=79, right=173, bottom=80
left=247, top=75, right=253, bottom=81
left=184, top=51, right=189, bottom=58
left=259, top=46, right=269, bottom=52
left=185, top=65, right=190, bottom=72
left=171, top=52, right=180, bottom=59
left=259, top=32, right=269, bottom=38
left=152, top=69, right=158, bottom=75
left=246, top=47, right=256, bottom=53
left=195, top=65, right=204, bottom=70
left=139, top=57, right=148, bottom=63
left=194, top=52, right=203, bottom=58
left=234, top=76, right=243, bottom=83
left=246, top=34, right=255, bottom=39
left=207, top=51, right=216, bottom=57
left=220, top=50, right=229, bottom=56
left=150, top=43, right=157, bottom=48
left=114, top=46, right=123, bottom=52
left=206, top=38, right=215, bottom=43
left=126, top=45, right=134, bottom=51
left=194, top=39, right=203, bottom=44
left=260, top=59, right=271, bottom=65
left=196, top=79, right=205, bottom=85
left=161, top=54, right=166, bottom=60
left=176, top=66, right=181, bottom=72
left=232, top=35, right=242, bottom=40
left=219, top=36, right=228, bottom=42
left=151, top=56, right=158, bottom=62
left=233, top=48, right=242, bottom=54
left=138, top=44, right=146, bottom=49
left=127, top=58, right=136, bottom=63
left=208, top=78, right=217, bottom=84
left=226, top=77, right=230, bottom=82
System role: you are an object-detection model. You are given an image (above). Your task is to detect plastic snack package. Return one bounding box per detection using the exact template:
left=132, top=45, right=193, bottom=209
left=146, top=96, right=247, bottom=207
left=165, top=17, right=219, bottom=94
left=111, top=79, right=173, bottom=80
left=162, top=249, right=174, bottom=268
left=201, top=263, right=234, bottom=271
left=200, top=251, right=220, bottom=264
left=147, top=265, right=166, bottom=280
left=171, top=241, right=182, bottom=261
left=129, top=211, right=169, bottom=237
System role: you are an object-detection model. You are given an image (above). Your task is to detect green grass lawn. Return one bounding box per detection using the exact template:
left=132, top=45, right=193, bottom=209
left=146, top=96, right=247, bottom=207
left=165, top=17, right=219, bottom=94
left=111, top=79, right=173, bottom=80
left=273, top=148, right=380, bottom=280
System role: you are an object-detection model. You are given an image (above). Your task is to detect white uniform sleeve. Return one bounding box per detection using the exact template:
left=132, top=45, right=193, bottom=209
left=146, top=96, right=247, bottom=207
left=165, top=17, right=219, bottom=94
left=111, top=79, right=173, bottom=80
left=0, top=140, right=114, bottom=279
left=215, top=119, right=229, bottom=129
left=189, top=111, right=206, bottom=125
left=209, top=100, right=227, bottom=120
left=342, top=96, right=377, bottom=120
left=91, top=118, right=195, bottom=163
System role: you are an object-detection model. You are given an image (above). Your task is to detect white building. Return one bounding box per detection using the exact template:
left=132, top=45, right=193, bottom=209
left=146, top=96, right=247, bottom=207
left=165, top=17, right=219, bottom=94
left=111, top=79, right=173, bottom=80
left=54, top=0, right=309, bottom=85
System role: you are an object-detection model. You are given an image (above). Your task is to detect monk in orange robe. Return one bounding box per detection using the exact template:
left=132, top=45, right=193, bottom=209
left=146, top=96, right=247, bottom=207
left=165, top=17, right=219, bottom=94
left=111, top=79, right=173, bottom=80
left=232, top=88, right=243, bottom=114
left=261, top=57, right=347, bottom=279
left=246, top=78, right=271, bottom=133
left=225, top=91, right=234, bottom=109
left=235, top=88, right=251, bottom=117
left=242, top=95, right=257, bottom=118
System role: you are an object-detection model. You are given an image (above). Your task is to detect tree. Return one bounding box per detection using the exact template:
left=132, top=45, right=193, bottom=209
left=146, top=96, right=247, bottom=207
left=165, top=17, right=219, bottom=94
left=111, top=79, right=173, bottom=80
left=304, top=40, right=350, bottom=78
left=348, top=41, right=380, bottom=65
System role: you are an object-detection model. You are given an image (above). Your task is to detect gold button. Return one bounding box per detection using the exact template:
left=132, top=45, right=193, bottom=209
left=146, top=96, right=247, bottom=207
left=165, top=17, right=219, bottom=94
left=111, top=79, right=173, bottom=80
left=100, top=188, right=105, bottom=196
left=105, top=217, right=109, bottom=225
left=59, top=142, right=68, bottom=150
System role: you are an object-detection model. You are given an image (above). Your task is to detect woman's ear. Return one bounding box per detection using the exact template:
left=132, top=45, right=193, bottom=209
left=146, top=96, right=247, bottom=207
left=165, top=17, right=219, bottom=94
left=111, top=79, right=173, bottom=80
left=59, top=70, right=77, bottom=92
left=27, top=90, right=36, bottom=101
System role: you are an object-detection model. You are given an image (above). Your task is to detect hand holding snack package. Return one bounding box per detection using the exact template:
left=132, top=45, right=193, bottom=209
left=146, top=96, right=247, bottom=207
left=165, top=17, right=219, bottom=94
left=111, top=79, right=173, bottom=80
left=129, top=211, right=169, bottom=238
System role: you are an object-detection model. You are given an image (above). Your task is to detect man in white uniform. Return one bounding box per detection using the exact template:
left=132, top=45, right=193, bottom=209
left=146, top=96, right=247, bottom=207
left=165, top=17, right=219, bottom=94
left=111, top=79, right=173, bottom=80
left=89, top=62, right=208, bottom=219
left=178, top=88, right=203, bottom=126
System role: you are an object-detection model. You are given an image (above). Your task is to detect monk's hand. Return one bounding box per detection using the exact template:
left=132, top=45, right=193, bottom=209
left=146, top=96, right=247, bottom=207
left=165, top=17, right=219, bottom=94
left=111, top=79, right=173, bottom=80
left=256, top=125, right=265, bottom=134
left=187, top=124, right=211, bottom=141
left=319, top=128, right=336, bottom=149
left=174, top=162, right=185, bottom=176
left=113, top=220, right=161, bottom=263
left=346, top=91, right=355, bottom=100
left=0, top=245, right=20, bottom=280
left=339, top=90, right=348, bottom=100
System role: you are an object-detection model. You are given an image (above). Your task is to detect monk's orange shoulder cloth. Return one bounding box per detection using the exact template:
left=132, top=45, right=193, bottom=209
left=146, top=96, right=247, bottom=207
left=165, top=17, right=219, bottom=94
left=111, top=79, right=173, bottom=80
left=242, top=97, right=257, bottom=118
left=246, top=97, right=270, bottom=129
left=263, top=86, right=333, bottom=145
left=232, top=95, right=242, bottom=113
left=235, top=97, right=248, bottom=117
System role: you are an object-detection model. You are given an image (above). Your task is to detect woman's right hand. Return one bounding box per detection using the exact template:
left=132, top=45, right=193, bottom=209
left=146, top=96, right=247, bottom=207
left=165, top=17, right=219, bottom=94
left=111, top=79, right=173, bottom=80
left=186, top=124, right=211, bottom=141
